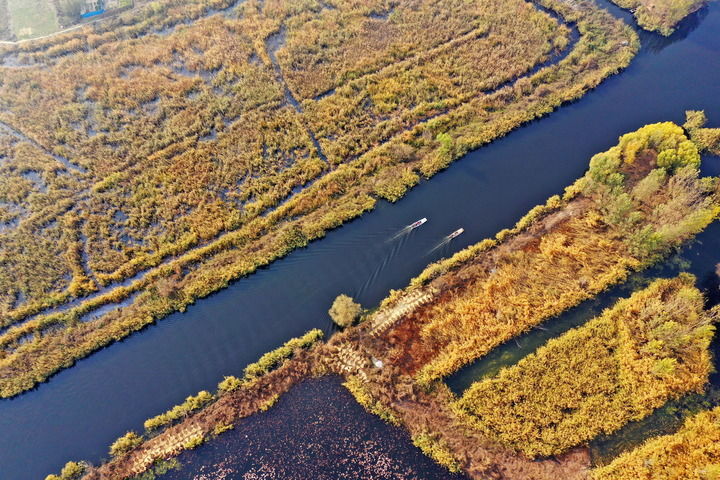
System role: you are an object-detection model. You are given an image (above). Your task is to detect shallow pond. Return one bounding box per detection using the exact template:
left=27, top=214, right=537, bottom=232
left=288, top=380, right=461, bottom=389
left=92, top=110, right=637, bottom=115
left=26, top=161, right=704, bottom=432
left=161, top=376, right=468, bottom=480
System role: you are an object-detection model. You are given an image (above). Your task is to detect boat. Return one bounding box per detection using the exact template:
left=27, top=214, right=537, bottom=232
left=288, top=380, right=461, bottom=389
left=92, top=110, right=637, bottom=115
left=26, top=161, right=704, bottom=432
left=448, top=228, right=464, bottom=239
left=409, top=217, right=428, bottom=229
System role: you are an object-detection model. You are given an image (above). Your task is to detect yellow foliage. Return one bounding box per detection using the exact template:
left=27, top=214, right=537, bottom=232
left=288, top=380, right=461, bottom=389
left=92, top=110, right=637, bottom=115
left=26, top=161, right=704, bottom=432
left=593, top=406, right=720, bottom=480
left=455, top=276, right=716, bottom=457
left=412, top=432, right=462, bottom=473
left=609, top=0, right=705, bottom=35
left=0, top=0, right=640, bottom=397
left=415, top=122, right=719, bottom=385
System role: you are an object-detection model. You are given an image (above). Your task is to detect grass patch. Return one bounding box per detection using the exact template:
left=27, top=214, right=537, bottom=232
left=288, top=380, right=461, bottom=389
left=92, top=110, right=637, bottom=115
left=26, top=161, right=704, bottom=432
left=6, top=0, right=59, bottom=40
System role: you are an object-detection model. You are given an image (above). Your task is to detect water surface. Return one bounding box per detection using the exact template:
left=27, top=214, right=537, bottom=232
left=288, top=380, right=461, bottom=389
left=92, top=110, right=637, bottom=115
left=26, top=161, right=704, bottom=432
left=162, top=376, right=468, bottom=480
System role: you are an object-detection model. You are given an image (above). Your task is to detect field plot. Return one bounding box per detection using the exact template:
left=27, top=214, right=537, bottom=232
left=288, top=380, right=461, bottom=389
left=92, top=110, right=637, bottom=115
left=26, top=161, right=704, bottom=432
left=0, top=0, right=637, bottom=397
left=456, top=275, right=716, bottom=457
left=6, top=0, right=60, bottom=39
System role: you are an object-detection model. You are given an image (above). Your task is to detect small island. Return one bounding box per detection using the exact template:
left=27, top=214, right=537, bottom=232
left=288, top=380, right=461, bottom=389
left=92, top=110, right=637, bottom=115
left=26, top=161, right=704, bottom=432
left=609, top=0, right=709, bottom=35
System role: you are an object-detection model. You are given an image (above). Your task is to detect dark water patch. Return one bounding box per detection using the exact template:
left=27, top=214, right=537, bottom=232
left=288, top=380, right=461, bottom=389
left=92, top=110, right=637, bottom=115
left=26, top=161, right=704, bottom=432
left=11, top=290, right=27, bottom=311
left=163, top=376, right=468, bottom=480
left=595, top=0, right=710, bottom=54
left=367, top=7, right=395, bottom=21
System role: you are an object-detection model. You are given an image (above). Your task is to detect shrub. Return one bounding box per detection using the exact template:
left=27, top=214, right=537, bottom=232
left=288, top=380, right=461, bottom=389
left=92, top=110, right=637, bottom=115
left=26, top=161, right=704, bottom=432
left=144, top=391, right=214, bottom=431
left=243, top=329, right=323, bottom=379
left=217, top=375, right=242, bottom=394
left=329, top=294, right=362, bottom=328
left=412, top=432, right=462, bottom=473
left=109, top=431, right=143, bottom=457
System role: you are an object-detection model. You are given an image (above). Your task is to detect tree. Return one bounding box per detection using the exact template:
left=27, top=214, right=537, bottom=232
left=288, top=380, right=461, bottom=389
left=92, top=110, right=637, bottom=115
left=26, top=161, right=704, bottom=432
left=56, top=0, right=86, bottom=26
left=109, top=431, right=143, bottom=457
left=329, top=294, right=361, bottom=328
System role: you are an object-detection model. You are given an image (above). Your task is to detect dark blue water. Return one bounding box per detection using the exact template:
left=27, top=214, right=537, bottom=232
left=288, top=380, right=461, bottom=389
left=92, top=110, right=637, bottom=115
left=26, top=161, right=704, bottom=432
left=161, top=376, right=468, bottom=480
left=0, top=2, right=719, bottom=479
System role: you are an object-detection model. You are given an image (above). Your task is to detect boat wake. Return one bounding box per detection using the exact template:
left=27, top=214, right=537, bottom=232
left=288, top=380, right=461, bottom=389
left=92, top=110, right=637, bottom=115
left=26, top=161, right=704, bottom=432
left=427, top=228, right=464, bottom=255
left=388, top=217, right=427, bottom=241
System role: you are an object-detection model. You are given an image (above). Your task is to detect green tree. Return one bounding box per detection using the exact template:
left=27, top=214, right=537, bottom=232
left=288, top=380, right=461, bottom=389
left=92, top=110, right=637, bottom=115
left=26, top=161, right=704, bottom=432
left=329, top=294, right=361, bottom=328
left=57, top=0, right=86, bottom=25
left=109, top=431, right=143, bottom=457
left=59, top=462, right=84, bottom=480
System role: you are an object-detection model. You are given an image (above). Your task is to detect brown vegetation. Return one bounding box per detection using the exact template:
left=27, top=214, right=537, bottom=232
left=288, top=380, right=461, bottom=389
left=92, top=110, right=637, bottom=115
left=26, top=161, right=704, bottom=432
left=393, top=122, right=719, bottom=385
left=59, top=120, right=720, bottom=480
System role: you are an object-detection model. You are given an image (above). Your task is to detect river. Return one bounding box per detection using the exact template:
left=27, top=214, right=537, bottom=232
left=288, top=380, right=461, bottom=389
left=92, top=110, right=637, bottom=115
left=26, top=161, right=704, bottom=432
left=0, top=1, right=719, bottom=479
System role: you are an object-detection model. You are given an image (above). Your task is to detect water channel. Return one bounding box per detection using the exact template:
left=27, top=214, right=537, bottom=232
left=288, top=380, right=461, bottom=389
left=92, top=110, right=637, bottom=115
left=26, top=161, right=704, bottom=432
left=0, top=1, right=719, bottom=479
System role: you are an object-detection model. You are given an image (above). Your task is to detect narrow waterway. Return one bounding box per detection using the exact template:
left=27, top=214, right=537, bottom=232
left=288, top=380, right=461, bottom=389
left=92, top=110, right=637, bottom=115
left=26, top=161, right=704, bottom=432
left=0, top=2, right=719, bottom=479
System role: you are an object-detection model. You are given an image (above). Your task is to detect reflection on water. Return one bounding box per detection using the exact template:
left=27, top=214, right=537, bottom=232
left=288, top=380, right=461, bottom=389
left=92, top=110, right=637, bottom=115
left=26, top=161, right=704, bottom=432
left=639, top=7, right=710, bottom=53
left=163, top=376, right=468, bottom=480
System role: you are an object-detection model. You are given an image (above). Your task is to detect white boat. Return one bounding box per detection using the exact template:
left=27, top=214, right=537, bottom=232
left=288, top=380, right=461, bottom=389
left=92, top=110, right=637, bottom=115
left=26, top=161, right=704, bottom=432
left=448, top=228, right=464, bottom=239
left=409, top=217, right=427, bottom=229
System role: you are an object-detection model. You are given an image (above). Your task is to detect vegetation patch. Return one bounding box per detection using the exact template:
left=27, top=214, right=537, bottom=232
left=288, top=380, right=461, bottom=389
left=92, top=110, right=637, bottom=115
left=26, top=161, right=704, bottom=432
left=55, top=120, right=720, bottom=480
left=6, top=0, right=60, bottom=40
left=685, top=110, right=720, bottom=156
left=608, top=0, right=707, bottom=35
left=455, top=275, right=717, bottom=457
left=404, top=121, right=720, bottom=385
left=412, top=431, right=462, bottom=473
left=592, top=406, right=720, bottom=480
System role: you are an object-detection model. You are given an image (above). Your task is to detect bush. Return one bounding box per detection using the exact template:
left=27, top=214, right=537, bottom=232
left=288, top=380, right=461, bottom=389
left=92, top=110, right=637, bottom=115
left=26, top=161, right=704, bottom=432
left=144, top=391, right=214, bottom=431
left=243, top=329, right=323, bottom=379
left=44, top=461, right=85, bottom=480
left=217, top=375, right=242, bottom=394
left=109, top=431, right=143, bottom=457
left=328, top=294, right=362, bottom=328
